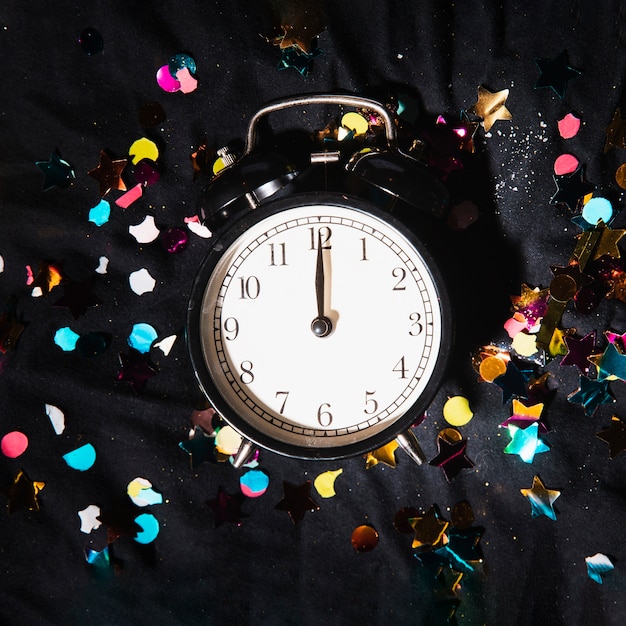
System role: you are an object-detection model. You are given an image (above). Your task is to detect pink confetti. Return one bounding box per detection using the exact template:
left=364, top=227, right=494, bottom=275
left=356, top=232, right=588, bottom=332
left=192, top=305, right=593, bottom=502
left=557, top=113, right=581, bottom=139
left=115, top=183, right=143, bottom=209
left=504, top=314, right=528, bottom=338
left=1, top=431, right=29, bottom=458
left=156, top=65, right=180, bottom=92
left=176, top=67, right=198, bottom=94
left=554, top=153, right=579, bottom=176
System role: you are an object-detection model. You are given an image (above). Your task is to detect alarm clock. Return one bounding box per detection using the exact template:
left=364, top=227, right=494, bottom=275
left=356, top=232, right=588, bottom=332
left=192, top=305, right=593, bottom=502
left=187, top=94, right=453, bottom=466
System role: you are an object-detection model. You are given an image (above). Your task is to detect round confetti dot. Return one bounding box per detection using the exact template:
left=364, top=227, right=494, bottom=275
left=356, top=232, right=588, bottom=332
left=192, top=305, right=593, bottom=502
left=443, top=396, right=474, bottom=427
left=139, top=102, right=166, bottom=128
left=78, top=27, right=104, bottom=55
left=341, top=111, right=369, bottom=136
left=240, top=469, right=269, bottom=498
left=554, top=153, right=579, bottom=176
left=479, top=355, right=507, bottom=382
left=156, top=65, right=180, bottom=92
left=62, top=443, right=96, bottom=471
left=582, top=196, right=613, bottom=225
left=351, top=524, right=379, bottom=552
left=76, top=332, right=108, bottom=357
left=439, top=427, right=463, bottom=444
left=557, top=112, right=581, bottom=139
left=129, top=137, right=159, bottom=166
left=161, top=227, right=189, bottom=253
left=550, top=273, right=578, bottom=302
left=54, top=327, right=80, bottom=351
left=88, top=199, right=111, bottom=227
left=129, top=268, right=156, bottom=295
left=134, top=512, right=160, bottom=544
left=128, top=323, right=158, bottom=354
left=1, top=431, right=28, bottom=458
left=615, top=163, right=626, bottom=189
left=168, top=53, right=197, bottom=77
left=215, top=425, right=243, bottom=455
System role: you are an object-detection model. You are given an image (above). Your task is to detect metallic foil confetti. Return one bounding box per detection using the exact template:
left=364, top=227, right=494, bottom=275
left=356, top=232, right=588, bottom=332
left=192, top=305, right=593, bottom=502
left=603, top=108, right=626, bottom=152
left=168, top=53, right=197, bottom=77
left=156, top=65, right=180, bottom=92
left=116, top=349, right=158, bottom=393
left=275, top=480, right=320, bottom=524
left=76, top=332, right=109, bottom=357
left=364, top=440, right=399, bottom=468
left=54, top=279, right=101, bottom=319
left=520, top=475, right=560, bottom=520
left=534, top=51, right=581, bottom=98
left=351, top=525, right=379, bottom=552
left=596, top=415, right=626, bottom=458
left=160, top=227, right=189, bottom=253
left=429, top=428, right=475, bottom=481
left=585, top=553, right=614, bottom=584
left=179, top=426, right=217, bottom=469
left=567, top=375, right=615, bottom=416
left=36, top=152, right=75, bottom=191
left=504, top=423, right=549, bottom=463
left=468, top=85, right=512, bottom=133
left=87, top=150, right=128, bottom=196
left=1, top=469, right=45, bottom=514
left=550, top=166, right=595, bottom=211
left=410, top=505, right=449, bottom=551
left=589, top=342, right=626, bottom=382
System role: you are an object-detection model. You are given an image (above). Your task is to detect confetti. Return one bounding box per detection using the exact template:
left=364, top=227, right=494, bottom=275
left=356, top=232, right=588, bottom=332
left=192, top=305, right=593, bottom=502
left=534, top=50, right=581, bottom=98
left=341, top=111, right=369, bottom=135
left=117, top=349, right=158, bottom=393
left=179, top=426, right=217, bottom=469
left=442, top=396, right=474, bottom=427
left=36, top=152, right=75, bottom=191
left=88, top=150, right=127, bottom=196
left=54, top=327, right=80, bottom=351
left=84, top=546, right=110, bottom=568
left=127, top=323, right=157, bottom=354
left=0, top=469, right=45, bottom=514
left=88, top=199, right=111, bottom=226
left=275, top=480, right=320, bottom=524
left=54, top=279, right=101, bottom=319
left=604, top=108, right=626, bottom=152
left=45, top=403, right=65, bottom=434
left=115, top=183, right=143, bottom=209
left=176, top=67, right=198, bottom=94
left=133, top=512, right=160, bottom=544
left=77, top=332, right=109, bottom=357
left=169, top=53, right=197, bottom=76
left=585, top=553, right=614, bottom=584
left=161, top=227, right=189, bottom=253
left=129, top=268, right=156, bottom=295
left=582, top=197, right=613, bottom=226
left=313, top=468, right=343, bottom=498
left=520, top=475, right=560, bottom=521
left=127, top=477, right=163, bottom=507
left=351, top=524, right=379, bottom=552
left=129, top=215, right=160, bottom=244
left=134, top=160, right=160, bottom=186
left=560, top=331, right=596, bottom=374
left=95, top=256, right=109, bottom=274
left=429, top=428, right=475, bottom=481
left=156, top=65, right=180, bottom=92
left=567, top=375, right=615, bottom=416
left=557, top=113, right=581, bottom=139
left=364, top=440, right=399, bottom=468
left=129, top=138, right=159, bottom=165
left=185, top=216, right=212, bottom=238
left=410, top=505, right=449, bottom=551
left=154, top=334, right=176, bottom=356
left=553, top=154, right=579, bottom=176
left=1, top=431, right=28, bottom=458
left=239, top=469, right=269, bottom=498
left=78, top=504, right=102, bottom=533
left=504, top=423, right=549, bottom=463
left=468, top=85, right=512, bottom=133
left=215, top=425, right=243, bottom=456
left=596, top=415, right=626, bottom=458
left=62, top=443, right=96, bottom=471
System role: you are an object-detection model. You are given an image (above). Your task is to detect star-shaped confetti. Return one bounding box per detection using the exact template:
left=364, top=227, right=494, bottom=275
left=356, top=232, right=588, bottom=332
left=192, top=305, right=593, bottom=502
left=88, top=150, right=128, bottom=196
left=534, top=51, right=581, bottom=98
left=588, top=342, right=626, bottom=382
left=592, top=222, right=626, bottom=260
left=511, top=284, right=550, bottom=326
left=275, top=480, right=320, bottom=524
left=208, top=486, right=246, bottom=527
left=585, top=553, right=614, bottom=584
left=409, top=505, right=450, bottom=551
left=53, top=279, right=101, bottom=319
left=277, top=47, right=323, bottom=76
left=116, top=349, right=158, bottom=393
left=0, top=469, right=45, bottom=514
left=493, top=360, right=529, bottom=403
left=429, top=429, right=474, bottom=481
left=520, top=475, right=560, bottom=520
left=504, top=423, right=549, bottom=463
left=179, top=426, right=217, bottom=468
left=560, top=331, right=596, bottom=373
left=36, top=151, right=75, bottom=191
left=500, top=399, right=547, bottom=434
left=603, top=108, right=626, bottom=152
left=596, top=415, right=626, bottom=458
left=567, top=375, right=615, bottom=416
left=364, top=439, right=399, bottom=468
left=550, top=166, right=595, bottom=211
left=468, top=85, right=512, bottom=133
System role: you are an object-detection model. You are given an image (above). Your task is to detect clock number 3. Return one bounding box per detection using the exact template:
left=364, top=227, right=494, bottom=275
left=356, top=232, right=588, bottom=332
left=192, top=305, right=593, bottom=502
left=409, top=312, right=423, bottom=336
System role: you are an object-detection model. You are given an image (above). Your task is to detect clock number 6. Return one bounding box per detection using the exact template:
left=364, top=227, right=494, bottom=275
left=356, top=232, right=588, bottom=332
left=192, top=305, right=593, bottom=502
left=317, top=402, right=333, bottom=427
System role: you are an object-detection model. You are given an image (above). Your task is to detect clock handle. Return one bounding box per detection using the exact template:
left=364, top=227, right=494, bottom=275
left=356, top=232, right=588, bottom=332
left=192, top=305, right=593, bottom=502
left=395, top=430, right=427, bottom=465
left=243, top=93, right=399, bottom=156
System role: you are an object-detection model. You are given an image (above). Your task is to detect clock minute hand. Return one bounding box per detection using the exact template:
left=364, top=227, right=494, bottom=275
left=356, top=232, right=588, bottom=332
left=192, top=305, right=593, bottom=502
left=311, top=230, right=333, bottom=338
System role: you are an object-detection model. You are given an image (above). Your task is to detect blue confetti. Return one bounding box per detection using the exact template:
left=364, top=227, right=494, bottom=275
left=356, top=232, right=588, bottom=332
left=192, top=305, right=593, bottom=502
left=128, top=323, right=158, bottom=353
left=581, top=197, right=613, bottom=226
left=88, top=199, right=111, bottom=227
left=240, top=469, right=270, bottom=497
left=134, top=512, right=160, bottom=544
left=585, top=553, right=614, bottom=584
left=63, top=443, right=96, bottom=471
left=54, top=327, right=80, bottom=351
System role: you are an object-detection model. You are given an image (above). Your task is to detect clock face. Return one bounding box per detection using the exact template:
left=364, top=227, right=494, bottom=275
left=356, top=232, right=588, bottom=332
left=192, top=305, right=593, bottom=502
left=188, top=194, right=451, bottom=459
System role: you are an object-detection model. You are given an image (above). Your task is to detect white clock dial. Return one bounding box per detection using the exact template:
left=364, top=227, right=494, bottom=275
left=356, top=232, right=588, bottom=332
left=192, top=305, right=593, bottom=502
left=191, top=197, right=450, bottom=457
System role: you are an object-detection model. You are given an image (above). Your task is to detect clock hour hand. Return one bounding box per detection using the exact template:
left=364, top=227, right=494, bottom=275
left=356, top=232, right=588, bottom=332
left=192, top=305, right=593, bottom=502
left=311, top=230, right=333, bottom=337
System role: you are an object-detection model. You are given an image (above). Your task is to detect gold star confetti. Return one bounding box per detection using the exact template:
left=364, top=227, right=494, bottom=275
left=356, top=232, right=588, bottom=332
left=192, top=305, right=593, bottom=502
left=409, top=505, right=450, bottom=550
left=603, top=108, right=626, bottom=152
left=592, top=222, right=626, bottom=260
left=364, top=440, right=399, bottom=468
left=520, top=475, right=560, bottom=521
left=468, top=85, right=512, bottom=132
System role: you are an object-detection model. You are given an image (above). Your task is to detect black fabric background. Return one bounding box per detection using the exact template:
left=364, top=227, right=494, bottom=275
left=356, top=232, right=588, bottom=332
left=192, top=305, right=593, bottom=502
left=1, top=1, right=626, bottom=624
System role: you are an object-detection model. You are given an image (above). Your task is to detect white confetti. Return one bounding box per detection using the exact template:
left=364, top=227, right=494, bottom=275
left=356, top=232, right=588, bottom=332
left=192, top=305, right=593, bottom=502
left=154, top=334, right=177, bottom=356
left=129, top=215, right=160, bottom=244
left=186, top=219, right=211, bottom=239
left=127, top=477, right=163, bottom=507
left=78, top=504, right=102, bottom=534
left=45, top=403, right=65, bottom=434
left=129, top=268, right=156, bottom=295
left=0, top=254, right=4, bottom=273
left=95, top=256, right=109, bottom=274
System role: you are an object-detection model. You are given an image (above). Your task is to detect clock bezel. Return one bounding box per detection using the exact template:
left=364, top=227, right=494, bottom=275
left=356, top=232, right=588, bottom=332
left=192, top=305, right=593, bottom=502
left=186, top=191, right=453, bottom=460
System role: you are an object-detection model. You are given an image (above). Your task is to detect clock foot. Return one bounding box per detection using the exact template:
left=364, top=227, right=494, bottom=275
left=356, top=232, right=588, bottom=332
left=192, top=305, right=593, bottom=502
left=232, top=438, right=256, bottom=468
left=396, top=430, right=426, bottom=465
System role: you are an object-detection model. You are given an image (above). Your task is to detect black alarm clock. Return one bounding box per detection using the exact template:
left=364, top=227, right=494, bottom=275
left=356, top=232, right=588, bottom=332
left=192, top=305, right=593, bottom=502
left=187, top=94, right=452, bottom=466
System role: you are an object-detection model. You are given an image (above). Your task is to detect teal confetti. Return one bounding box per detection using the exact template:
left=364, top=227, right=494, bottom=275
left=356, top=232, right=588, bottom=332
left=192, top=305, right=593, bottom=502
left=240, top=469, right=269, bottom=497
left=504, top=423, right=549, bottom=463
left=567, top=375, right=615, bottom=416
left=54, top=327, right=80, bottom=351
left=63, top=443, right=96, bottom=471
left=127, top=323, right=158, bottom=354
left=88, top=199, right=111, bottom=226
left=134, top=512, right=160, bottom=544
left=84, top=545, right=110, bottom=568
left=585, top=553, right=614, bottom=584
left=581, top=197, right=612, bottom=225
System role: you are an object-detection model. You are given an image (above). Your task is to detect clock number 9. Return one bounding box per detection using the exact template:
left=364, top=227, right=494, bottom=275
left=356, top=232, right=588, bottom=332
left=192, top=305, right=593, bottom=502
left=223, top=317, right=239, bottom=341
left=317, top=402, right=333, bottom=427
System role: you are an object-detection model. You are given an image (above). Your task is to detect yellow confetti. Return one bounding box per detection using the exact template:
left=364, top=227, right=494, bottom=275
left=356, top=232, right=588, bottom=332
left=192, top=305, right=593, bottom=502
left=215, top=425, right=243, bottom=455
left=313, top=469, right=343, bottom=498
left=443, top=396, right=474, bottom=427
left=512, top=331, right=538, bottom=357
left=341, top=111, right=369, bottom=136
left=129, top=137, right=159, bottom=165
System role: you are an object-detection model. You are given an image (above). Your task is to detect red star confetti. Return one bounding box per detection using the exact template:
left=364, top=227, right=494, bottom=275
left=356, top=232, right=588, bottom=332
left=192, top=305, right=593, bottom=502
left=275, top=480, right=320, bottom=524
